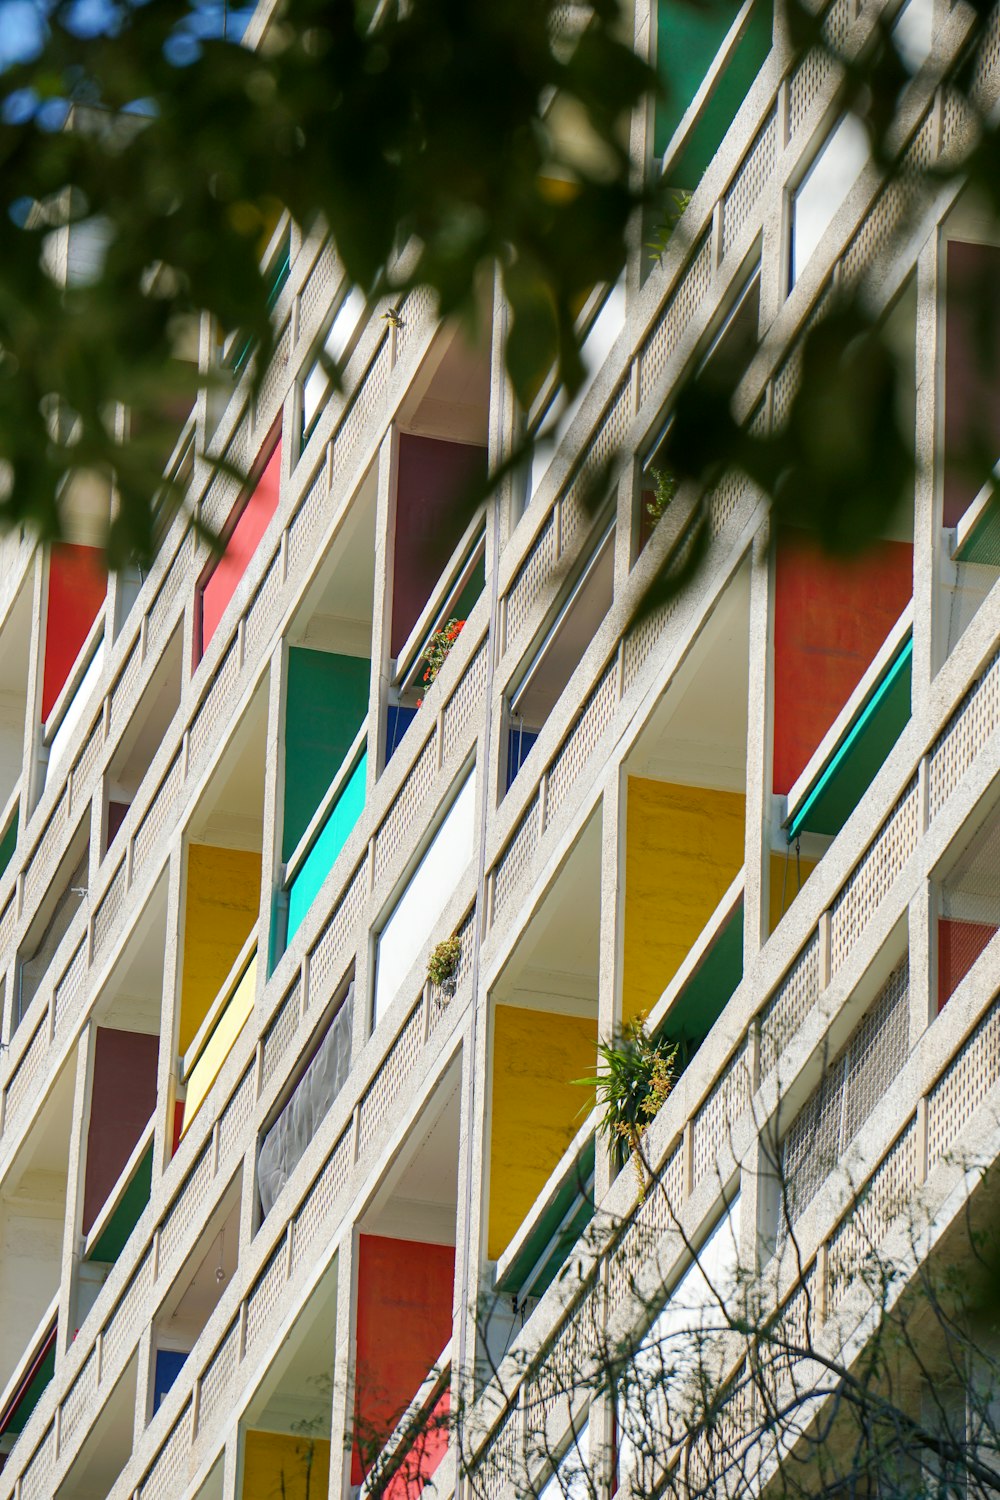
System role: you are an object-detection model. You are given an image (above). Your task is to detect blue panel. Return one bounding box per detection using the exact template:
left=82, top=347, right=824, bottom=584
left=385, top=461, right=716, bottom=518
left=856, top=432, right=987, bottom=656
left=287, top=752, right=367, bottom=943
left=506, top=725, right=539, bottom=790
left=385, top=704, right=417, bottom=766
left=153, top=1349, right=187, bottom=1413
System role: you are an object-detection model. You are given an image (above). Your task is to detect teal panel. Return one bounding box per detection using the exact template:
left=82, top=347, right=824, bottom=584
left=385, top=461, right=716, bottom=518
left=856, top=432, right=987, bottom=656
left=283, top=647, right=370, bottom=861
left=789, top=638, right=912, bottom=840
left=955, top=497, right=1000, bottom=566
left=658, top=899, right=744, bottom=1051
left=656, top=0, right=772, bottom=177
left=0, top=810, right=17, bottom=881
left=87, top=1143, right=153, bottom=1265
left=287, top=751, right=367, bottom=943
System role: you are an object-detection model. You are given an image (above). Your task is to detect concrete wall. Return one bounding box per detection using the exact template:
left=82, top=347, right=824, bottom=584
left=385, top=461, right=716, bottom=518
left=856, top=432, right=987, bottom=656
left=622, top=778, right=746, bottom=1025
left=488, top=1005, right=597, bottom=1261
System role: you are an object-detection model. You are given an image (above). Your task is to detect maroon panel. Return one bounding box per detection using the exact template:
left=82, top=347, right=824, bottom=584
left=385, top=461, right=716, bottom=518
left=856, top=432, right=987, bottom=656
left=944, top=240, right=1000, bottom=528
left=82, top=1029, right=158, bottom=1235
left=390, top=435, right=487, bottom=658
left=937, top=917, right=997, bottom=1011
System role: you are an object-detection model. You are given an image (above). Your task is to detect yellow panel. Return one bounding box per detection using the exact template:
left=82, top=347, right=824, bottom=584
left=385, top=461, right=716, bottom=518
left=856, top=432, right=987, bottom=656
left=179, top=845, right=261, bottom=1053
left=768, top=850, right=818, bottom=937
left=242, top=1429, right=331, bottom=1500
left=622, top=779, right=746, bottom=1025
left=182, top=955, right=257, bottom=1136
left=488, top=1005, right=596, bottom=1262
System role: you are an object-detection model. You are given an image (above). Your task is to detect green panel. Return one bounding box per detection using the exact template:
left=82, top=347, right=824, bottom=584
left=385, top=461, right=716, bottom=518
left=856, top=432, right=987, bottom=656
left=658, top=899, right=744, bottom=1050
left=87, top=1143, right=153, bottom=1265
left=283, top=648, right=370, bottom=861
left=789, top=637, right=912, bottom=840
left=287, top=751, right=367, bottom=944
left=3, top=1329, right=56, bottom=1436
left=0, top=810, right=18, bottom=881
left=495, top=1137, right=596, bottom=1298
left=450, top=555, right=485, bottom=627
left=655, top=0, right=773, bottom=177
left=955, top=497, right=1000, bottom=566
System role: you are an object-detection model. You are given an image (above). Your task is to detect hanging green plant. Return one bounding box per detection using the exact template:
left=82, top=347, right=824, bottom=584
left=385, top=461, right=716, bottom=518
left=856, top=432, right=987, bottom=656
left=646, top=466, right=678, bottom=530
left=428, top=935, right=462, bottom=995
left=575, top=1017, right=677, bottom=1199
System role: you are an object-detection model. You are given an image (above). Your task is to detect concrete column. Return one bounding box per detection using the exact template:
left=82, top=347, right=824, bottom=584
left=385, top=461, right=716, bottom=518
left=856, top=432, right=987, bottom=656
left=255, top=645, right=287, bottom=989
left=329, top=1227, right=359, bottom=1500
left=913, top=235, right=942, bottom=700
left=367, top=426, right=400, bottom=793
left=56, top=1022, right=95, bottom=1362
left=596, top=777, right=625, bottom=1203
left=152, top=839, right=186, bottom=1184
left=743, top=524, right=775, bottom=966
left=908, top=879, right=936, bottom=1046
left=20, top=549, right=47, bottom=821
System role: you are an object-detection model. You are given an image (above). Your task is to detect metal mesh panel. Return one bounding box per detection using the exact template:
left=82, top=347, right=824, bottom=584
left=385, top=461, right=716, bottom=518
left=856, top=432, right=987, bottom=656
left=19, top=1424, right=55, bottom=1500
left=243, top=550, right=283, bottom=661
left=334, top=336, right=391, bottom=475
left=158, top=1145, right=213, bottom=1272
left=261, top=977, right=302, bottom=1090
left=442, top=638, right=488, bottom=762
left=92, top=857, right=127, bottom=961
left=290, top=1126, right=353, bottom=1271
left=692, top=1051, right=752, bottom=1190
left=307, top=855, right=368, bottom=1001
left=244, top=1240, right=288, bottom=1355
left=759, top=932, right=821, bottom=1078
left=505, top=513, right=557, bottom=651
left=722, top=110, right=778, bottom=257
left=782, top=958, right=909, bottom=1226
left=564, top=377, right=632, bottom=538
left=196, top=1317, right=240, bottom=1435
left=373, top=733, right=439, bottom=885
left=146, top=530, right=192, bottom=653
left=218, top=1064, right=256, bottom=1164
left=254, top=320, right=292, bottom=430
left=840, top=113, right=935, bottom=287
left=108, top=639, right=143, bottom=740
left=4, top=1020, right=49, bottom=1135
left=59, top=1346, right=97, bottom=1452
left=101, top=1248, right=153, bottom=1374
left=72, top=713, right=105, bottom=807
left=827, top=1119, right=917, bottom=1308
left=54, top=937, right=87, bottom=1036
left=830, top=779, right=919, bottom=974
left=357, top=1000, right=424, bottom=1155
left=132, top=750, right=183, bottom=878
left=929, top=649, right=1000, bottom=818
left=927, top=997, right=1000, bottom=1171
left=544, top=656, right=620, bottom=826
left=188, top=640, right=241, bottom=774
left=475, top=1399, right=521, bottom=1500
left=138, top=1400, right=192, bottom=1500
left=638, top=233, right=713, bottom=408
left=297, top=243, right=338, bottom=347
left=491, top=798, right=541, bottom=924
left=287, top=460, right=328, bottom=579
left=607, top=1143, right=686, bottom=1323
left=22, top=791, right=69, bottom=914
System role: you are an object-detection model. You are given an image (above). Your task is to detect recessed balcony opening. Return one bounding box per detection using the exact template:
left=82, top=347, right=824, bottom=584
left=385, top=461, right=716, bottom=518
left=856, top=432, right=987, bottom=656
left=51, top=1347, right=139, bottom=1500
left=150, top=1180, right=241, bottom=1420
left=256, top=973, right=355, bottom=1224
left=15, top=814, right=90, bottom=1032
left=177, top=683, right=267, bottom=1140
left=195, top=417, right=283, bottom=664
left=934, top=800, right=1000, bottom=1015
left=277, top=464, right=377, bottom=962
left=371, top=767, right=477, bottom=1033
left=105, top=622, right=183, bottom=856
left=621, top=562, right=749, bottom=1038
left=0, top=1056, right=75, bottom=1424
left=239, top=1258, right=339, bottom=1500
left=0, top=573, right=32, bottom=875
left=504, top=518, right=615, bottom=795
left=486, top=811, right=600, bottom=1290
left=398, top=315, right=492, bottom=448
left=353, top=1066, right=461, bottom=1499
left=939, top=198, right=1000, bottom=656
left=654, top=0, right=773, bottom=187
left=38, top=543, right=108, bottom=800
left=80, top=874, right=167, bottom=1307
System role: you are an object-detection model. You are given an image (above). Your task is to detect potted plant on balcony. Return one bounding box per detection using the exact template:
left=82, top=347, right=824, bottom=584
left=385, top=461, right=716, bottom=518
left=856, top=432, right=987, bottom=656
left=417, top=618, right=465, bottom=706
left=576, top=1016, right=676, bottom=1200
left=427, top=935, right=462, bottom=998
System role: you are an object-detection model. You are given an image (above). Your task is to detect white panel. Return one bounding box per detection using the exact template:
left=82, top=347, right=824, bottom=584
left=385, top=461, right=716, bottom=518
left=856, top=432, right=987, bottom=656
left=372, top=772, right=476, bottom=1026
left=791, top=115, right=869, bottom=284
left=47, top=642, right=104, bottom=780
left=893, top=0, right=934, bottom=73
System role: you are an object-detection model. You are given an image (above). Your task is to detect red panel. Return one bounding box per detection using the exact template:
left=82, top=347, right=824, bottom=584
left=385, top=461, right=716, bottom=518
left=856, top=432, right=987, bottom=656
left=944, top=240, right=1000, bottom=529
left=938, top=918, right=997, bottom=1011
left=42, top=544, right=107, bottom=722
left=198, top=436, right=282, bottom=657
left=82, top=1029, right=158, bottom=1234
left=352, top=1234, right=455, bottom=1485
left=391, top=435, right=487, bottom=658
left=772, top=531, right=913, bottom=795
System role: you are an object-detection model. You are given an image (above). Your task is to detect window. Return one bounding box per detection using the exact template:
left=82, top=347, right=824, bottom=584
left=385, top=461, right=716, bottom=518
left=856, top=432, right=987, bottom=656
left=300, top=286, right=368, bottom=443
